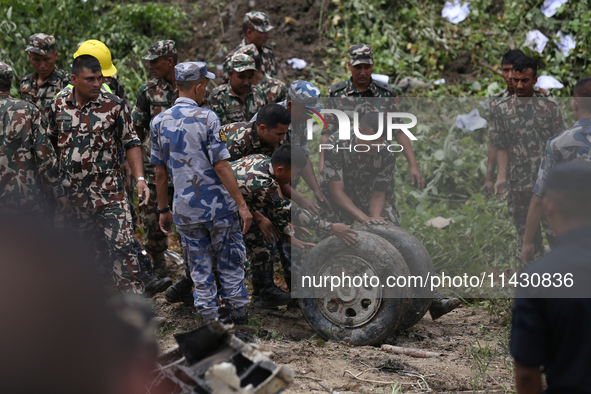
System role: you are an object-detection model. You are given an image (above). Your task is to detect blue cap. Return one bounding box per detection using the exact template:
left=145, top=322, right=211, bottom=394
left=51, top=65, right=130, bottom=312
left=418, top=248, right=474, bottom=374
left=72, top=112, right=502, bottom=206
left=174, top=61, right=215, bottom=82
left=289, top=80, right=322, bottom=111
left=545, top=162, right=591, bottom=194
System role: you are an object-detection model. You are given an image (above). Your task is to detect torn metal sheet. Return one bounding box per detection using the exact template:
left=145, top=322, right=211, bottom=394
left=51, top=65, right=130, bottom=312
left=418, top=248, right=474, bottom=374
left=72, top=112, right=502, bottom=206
left=150, top=321, right=293, bottom=394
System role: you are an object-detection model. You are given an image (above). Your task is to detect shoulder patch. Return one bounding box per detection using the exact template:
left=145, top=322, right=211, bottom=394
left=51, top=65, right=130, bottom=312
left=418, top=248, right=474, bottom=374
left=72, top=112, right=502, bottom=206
left=219, top=129, right=227, bottom=142
left=374, top=80, right=393, bottom=92
left=330, top=81, right=347, bottom=92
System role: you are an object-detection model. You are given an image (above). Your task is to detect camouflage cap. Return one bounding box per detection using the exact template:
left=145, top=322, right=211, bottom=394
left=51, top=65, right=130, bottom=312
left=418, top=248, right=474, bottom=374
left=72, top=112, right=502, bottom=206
left=25, top=33, right=56, bottom=56
left=243, top=11, right=274, bottom=33
left=231, top=53, right=257, bottom=73
left=349, top=44, right=374, bottom=66
left=0, top=62, right=15, bottom=84
left=289, top=80, right=322, bottom=111
left=175, top=62, right=215, bottom=81
left=142, top=40, right=177, bottom=60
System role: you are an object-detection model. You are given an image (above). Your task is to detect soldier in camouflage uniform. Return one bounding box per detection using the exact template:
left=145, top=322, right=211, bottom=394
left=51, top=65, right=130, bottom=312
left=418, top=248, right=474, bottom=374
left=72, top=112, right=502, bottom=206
left=150, top=62, right=253, bottom=325
left=482, top=50, right=525, bottom=195
left=320, top=112, right=460, bottom=319
left=326, top=44, right=424, bottom=194
left=48, top=55, right=150, bottom=294
left=230, top=44, right=287, bottom=103
left=232, top=146, right=314, bottom=307
left=252, top=80, right=329, bottom=214
left=521, top=77, right=591, bottom=264
left=0, top=62, right=66, bottom=215
left=20, top=33, right=70, bottom=123
left=493, top=56, right=564, bottom=261
left=132, top=40, right=179, bottom=275
left=222, top=11, right=277, bottom=82
left=210, top=54, right=267, bottom=125
left=224, top=103, right=290, bottom=161
left=319, top=112, right=399, bottom=226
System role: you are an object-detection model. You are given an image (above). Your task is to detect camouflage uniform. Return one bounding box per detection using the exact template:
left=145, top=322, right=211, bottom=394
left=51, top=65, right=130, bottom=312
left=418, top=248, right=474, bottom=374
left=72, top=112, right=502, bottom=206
left=232, top=154, right=294, bottom=273
left=20, top=34, right=71, bottom=122
left=0, top=62, right=64, bottom=214
left=533, top=118, right=591, bottom=197
left=223, top=120, right=279, bottom=161
left=492, top=91, right=564, bottom=256
left=222, top=12, right=277, bottom=81
left=210, top=54, right=267, bottom=125
left=259, top=75, right=288, bottom=104
left=225, top=43, right=286, bottom=103
left=131, top=40, right=178, bottom=257
left=150, top=62, right=248, bottom=321
left=319, top=134, right=398, bottom=226
left=328, top=45, right=395, bottom=98
left=488, top=87, right=550, bottom=142
left=48, top=88, right=144, bottom=294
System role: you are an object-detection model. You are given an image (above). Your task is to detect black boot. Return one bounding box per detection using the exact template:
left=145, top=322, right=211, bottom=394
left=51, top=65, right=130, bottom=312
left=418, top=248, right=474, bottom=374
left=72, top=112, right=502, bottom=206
left=429, top=291, right=461, bottom=320
left=257, top=269, right=292, bottom=308
left=251, top=279, right=262, bottom=306
left=231, top=311, right=257, bottom=343
left=165, top=276, right=194, bottom=306
left=137, top=251, right=172, bottom=297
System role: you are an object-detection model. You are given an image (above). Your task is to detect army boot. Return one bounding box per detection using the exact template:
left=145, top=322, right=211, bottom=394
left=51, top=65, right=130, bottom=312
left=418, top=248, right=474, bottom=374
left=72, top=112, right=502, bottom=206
left=231, top=311, right=257, bottom=344
left=137, top=252, right=172, bottom=297
left=250, top=279, right=262, bottom=306
left=152, top=252, right=168, bottom=278
left=165, top=276, right=194, bottom=306
left=429, top=291, right=462, bottom=320
left=256, top=270, right=292, bottom=308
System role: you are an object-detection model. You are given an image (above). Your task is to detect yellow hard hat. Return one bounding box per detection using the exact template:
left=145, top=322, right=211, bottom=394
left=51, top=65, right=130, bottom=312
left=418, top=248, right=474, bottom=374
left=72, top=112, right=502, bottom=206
left=73, top=40, right=117, bottom=77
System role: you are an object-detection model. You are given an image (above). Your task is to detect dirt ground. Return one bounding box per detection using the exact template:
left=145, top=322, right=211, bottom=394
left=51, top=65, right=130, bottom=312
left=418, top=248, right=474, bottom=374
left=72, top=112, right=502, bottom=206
left=176, top=0, right=340, bottom=87
left=152, top=264, right=514, bottom=393
left=150, top=0, right=514, bottom=392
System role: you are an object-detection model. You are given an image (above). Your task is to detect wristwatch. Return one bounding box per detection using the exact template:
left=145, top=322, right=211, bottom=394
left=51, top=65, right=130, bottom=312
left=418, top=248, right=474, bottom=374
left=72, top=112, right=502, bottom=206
left=135, top=176, right=146, bottom=184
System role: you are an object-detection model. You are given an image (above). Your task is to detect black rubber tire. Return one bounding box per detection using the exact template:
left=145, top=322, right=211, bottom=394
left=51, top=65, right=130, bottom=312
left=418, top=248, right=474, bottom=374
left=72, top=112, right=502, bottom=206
left=298, top=231, right=411, bottom=346
left=358, top=224, right=434, bottom=330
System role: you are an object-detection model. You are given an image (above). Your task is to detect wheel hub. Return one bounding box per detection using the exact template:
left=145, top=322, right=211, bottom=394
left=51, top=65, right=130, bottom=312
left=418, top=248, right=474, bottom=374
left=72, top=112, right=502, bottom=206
left=314, top=255, right=382, bottom=328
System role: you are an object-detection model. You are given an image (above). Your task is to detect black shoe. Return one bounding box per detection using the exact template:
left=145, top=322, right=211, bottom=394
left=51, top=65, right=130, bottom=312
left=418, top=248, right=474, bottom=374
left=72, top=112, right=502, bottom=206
left=256, top=270, right=292, bottom=308
left=137, top=250, right=172, bottom=297
left=429, top=292, right=461, bottom=320
left=231, top=311, right=257, bottom=344
left=165, top=276, right=194, bottom=306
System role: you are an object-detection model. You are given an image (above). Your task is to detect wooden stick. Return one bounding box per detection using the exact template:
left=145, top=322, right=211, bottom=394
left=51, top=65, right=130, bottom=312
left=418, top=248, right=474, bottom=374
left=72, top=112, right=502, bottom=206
left=343, top=370, right=413, bottom=385
left=381, top=344, right=443, bottom=358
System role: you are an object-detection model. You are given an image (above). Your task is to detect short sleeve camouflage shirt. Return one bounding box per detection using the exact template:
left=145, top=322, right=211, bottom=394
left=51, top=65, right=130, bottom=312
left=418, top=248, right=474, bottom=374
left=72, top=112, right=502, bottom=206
left=209, top=83, right=267, bottom=126
left=150, top=97, right=237, bottom=225
left=48, top=89, right=140, bottom=208
left=231, top=154, right=293, bottom=237
left=0, top=97, right=64, bottom=213
left=533, top=118, right=591, bottom=197
left=20, top=68, right=70, bottom=122
left=492, top=90, right=564, bottom=192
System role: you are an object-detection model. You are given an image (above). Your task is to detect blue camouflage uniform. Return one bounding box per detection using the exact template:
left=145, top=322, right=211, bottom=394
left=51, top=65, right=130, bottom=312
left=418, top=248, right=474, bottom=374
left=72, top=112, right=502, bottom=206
left=150, top=62, right=249, bottom=321
left=533, top=118, right=591, bottom=197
